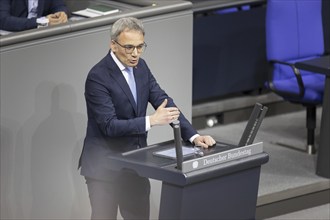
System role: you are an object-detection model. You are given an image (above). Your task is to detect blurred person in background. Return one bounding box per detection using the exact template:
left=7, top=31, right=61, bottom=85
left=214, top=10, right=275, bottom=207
left=0, top=0, right=69, bottom=31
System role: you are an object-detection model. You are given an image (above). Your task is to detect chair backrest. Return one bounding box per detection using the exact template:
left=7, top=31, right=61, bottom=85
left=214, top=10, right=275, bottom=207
left=266, top=0, right=324, bottom=61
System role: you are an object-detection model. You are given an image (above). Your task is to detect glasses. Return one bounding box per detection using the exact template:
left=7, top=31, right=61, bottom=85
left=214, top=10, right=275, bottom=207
left=114, top=40, right=147, bottom=54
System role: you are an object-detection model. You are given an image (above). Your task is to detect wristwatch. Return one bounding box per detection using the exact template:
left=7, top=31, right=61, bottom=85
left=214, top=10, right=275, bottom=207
left=36, top=17, right=49, bottom=28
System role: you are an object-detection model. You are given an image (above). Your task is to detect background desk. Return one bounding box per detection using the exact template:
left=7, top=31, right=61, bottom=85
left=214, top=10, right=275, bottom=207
left=192, top=0, right=267, bottom=103
left=296, top=56, right=330, bottom=178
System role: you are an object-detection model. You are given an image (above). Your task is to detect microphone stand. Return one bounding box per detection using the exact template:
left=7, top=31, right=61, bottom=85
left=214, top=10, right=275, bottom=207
left=172, top=120, right=183, bottom=170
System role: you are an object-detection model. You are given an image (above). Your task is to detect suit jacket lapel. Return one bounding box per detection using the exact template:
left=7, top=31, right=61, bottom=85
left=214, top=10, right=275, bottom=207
left=106, top=54, right=138, bottom=114
left=133, top=66, right=145, bottom=116
left=23, top=0, right=29, bottom=16
left=37, top=0, right=45, bottom=17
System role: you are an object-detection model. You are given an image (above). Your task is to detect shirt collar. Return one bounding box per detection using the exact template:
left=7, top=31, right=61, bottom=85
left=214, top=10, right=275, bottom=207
left=110, top=51, right=133, bottom=72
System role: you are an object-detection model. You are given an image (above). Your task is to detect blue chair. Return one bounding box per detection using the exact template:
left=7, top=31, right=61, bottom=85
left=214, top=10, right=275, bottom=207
left=265, top=0, right=326, bottom=154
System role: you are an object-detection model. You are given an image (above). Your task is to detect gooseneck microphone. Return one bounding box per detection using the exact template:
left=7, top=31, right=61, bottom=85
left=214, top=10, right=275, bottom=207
left=172, top=120, right=183, bottom=170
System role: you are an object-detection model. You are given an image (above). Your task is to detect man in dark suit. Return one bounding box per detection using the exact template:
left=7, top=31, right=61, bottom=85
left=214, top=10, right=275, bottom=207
left=79, top=17, right=216, bottom=220
left=0, top=0, right=69, bottom=31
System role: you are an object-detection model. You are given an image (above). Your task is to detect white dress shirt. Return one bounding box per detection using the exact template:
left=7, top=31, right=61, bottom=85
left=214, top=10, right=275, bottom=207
left=28, top=0, right=38, bottom=18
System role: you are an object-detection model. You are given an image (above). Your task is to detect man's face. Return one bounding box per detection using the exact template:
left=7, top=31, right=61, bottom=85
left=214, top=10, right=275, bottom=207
left=111, top=29, right=145, bottom=67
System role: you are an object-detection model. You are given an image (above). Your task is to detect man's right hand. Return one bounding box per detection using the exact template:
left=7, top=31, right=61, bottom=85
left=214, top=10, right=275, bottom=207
left=149, top=99, right=180, bottom=126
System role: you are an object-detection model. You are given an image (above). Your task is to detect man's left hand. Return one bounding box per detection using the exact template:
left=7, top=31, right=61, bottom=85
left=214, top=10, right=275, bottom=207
left=193, top=135, right=216, bottom=149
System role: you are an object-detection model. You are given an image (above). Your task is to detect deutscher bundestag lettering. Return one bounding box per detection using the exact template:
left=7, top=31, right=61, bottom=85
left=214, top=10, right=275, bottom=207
left=182, top=142, right=263, bottom=173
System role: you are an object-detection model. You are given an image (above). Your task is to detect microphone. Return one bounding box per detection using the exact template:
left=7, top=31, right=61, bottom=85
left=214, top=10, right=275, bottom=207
left=172, top=120, right=183, bottom=170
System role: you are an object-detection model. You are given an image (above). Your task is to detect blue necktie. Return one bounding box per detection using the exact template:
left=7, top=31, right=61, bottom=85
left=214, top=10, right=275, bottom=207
left=126, top=67, right=137, bottom=104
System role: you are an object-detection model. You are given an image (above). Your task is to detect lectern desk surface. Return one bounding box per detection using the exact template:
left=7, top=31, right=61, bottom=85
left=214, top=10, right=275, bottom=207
left=107, top=140, right=269, bottom=186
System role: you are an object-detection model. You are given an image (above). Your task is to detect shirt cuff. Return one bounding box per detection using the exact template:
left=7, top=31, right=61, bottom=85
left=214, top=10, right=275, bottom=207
left=189, top=134, right=200, bottom=144
left=146, top=116, right=151, bottom=131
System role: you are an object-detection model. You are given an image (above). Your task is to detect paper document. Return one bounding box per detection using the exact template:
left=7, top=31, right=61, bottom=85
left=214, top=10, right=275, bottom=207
left=72, top=4, right=119, bottom=18
left=153, top=146, right=196, bottom=159
left=0, top=30, right=12, bottom=36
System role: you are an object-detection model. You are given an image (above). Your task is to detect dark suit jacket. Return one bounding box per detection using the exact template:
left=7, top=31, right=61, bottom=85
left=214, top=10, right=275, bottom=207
left=80, top=52, right=198, bottom=181
left=0, top=0, right=68, bottom=31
